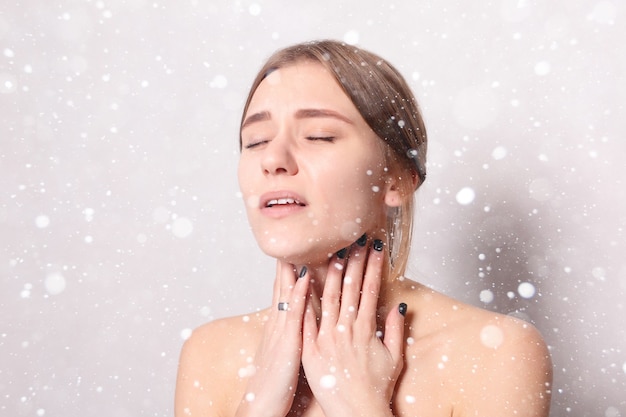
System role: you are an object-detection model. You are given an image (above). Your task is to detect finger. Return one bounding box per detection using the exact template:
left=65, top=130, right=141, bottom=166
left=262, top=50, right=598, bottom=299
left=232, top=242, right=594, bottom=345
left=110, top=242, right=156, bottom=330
left=284, top=266, right=310, bottom=329
left=383, top=302, right=408, bottom=365
left=274, top=260, right=298, bottom=316
left=272, top=260, right=295, bottom=303
left=355, top=239, right=384, bottom=330
left=338, top=235, right=368, bottom=323
left=319, top=250, right=346, bottom=330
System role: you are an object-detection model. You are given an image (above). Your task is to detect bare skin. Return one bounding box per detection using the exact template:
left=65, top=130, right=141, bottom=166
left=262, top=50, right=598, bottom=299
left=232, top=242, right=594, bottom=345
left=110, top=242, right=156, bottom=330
left=175, top=247, right=552, bottom=417
left=175, top=62, right=552, bottom=416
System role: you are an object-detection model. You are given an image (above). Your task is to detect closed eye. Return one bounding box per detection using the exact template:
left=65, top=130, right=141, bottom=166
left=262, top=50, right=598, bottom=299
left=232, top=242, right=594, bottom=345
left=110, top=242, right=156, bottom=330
left=306, top=136, right=335, bottom=142
left=244, top=140, right=269, bottom=149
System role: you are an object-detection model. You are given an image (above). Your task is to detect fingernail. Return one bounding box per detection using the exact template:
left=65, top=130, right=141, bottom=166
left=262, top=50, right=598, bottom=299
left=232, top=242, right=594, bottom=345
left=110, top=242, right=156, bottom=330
left=373, top=239, right=384, bottom=251
left=399, top=302, right=408, bottom=316
left=357, top=233, right=367, bottom=247
left=336, top=248, right=347, bottom=259
left=299, top=266, right=307, bottom=278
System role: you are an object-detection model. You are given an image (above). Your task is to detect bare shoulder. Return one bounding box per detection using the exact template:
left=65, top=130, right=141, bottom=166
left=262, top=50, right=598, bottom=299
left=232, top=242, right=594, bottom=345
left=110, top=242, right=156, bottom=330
left=400, top=279, right=550, bottom=354
left=175, top=311, right=268, bottom=417
left=185, top=311, right=266, bottom=349
left=452, top=302, right=553, bottom=417
left=397, top=280, right=552, bottom=417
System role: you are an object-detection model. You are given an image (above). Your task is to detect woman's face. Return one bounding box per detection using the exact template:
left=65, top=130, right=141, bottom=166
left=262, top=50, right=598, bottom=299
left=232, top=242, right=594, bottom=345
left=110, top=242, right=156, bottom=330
left=238, top=61, right=396, bottom=265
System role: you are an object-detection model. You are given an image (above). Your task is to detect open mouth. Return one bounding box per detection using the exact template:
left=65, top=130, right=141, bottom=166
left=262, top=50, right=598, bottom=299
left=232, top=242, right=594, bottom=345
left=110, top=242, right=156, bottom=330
left=265, top=198, right=306, bottom=207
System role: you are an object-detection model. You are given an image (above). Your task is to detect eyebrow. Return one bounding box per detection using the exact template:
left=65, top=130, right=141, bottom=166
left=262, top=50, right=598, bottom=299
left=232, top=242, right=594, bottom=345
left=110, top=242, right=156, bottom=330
left=241, top=111, right=271, bottom=129
left=295, top=108, right=354, bottom=125
left=241, top=108, right=354, bottom=129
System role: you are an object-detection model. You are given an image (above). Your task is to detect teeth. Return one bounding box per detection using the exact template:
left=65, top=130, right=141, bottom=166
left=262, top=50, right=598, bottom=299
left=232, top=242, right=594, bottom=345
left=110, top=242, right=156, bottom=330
left=267, top=198, right=301, bottom=207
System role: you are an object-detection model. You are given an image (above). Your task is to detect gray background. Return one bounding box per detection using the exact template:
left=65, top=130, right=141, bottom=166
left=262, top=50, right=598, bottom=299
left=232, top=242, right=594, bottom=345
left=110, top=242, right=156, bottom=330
left=1, top=1, right=624, bottom=416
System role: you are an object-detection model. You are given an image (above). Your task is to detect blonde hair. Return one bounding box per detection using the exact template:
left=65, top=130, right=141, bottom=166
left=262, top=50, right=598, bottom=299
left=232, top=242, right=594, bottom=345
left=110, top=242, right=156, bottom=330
left=240, top=40, right=427, bottom=277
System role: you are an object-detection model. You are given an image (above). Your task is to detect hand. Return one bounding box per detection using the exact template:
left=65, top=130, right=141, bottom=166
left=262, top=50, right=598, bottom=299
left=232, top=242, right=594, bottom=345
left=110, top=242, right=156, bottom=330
left=235, top=260, right=309, bottom=417
left=301, top=238, right=406, bottom=417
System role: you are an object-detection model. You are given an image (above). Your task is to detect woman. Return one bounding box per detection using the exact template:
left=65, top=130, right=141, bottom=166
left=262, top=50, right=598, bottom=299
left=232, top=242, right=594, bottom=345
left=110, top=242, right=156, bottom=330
left=175, top=40, right=552, bottom=417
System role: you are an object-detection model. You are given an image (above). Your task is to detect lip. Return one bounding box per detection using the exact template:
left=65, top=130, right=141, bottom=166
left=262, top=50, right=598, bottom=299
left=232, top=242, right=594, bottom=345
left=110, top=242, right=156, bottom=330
left=259, top=190, right=307, bottom=218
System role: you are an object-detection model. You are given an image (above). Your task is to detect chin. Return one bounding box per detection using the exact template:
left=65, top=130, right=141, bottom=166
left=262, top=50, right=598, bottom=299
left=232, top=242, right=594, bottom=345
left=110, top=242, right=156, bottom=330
left=250, top=219, right=373, bottom=265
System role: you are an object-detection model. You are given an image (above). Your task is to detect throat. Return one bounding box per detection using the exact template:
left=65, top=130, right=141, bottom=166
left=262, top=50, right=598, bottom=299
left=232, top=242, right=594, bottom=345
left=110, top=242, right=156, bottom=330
left=289, top=372, right=319, bottom=416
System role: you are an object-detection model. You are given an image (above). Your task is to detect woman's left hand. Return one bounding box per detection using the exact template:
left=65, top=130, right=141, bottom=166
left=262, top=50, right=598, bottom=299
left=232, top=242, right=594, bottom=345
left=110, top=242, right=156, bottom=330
left=301, top=239, right=407, bottom=417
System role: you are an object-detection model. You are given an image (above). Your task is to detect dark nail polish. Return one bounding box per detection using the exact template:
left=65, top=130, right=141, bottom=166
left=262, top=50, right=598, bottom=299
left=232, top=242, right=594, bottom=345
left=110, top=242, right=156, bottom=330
left=373, top=239, right=384, bottom=251
left=336, top=248, right=347, bottom=259
left=357, top=233, right=367, bottom=247
left=299, top=266, right=307, bottom=278
left=399, top=302, right=408, bottom=316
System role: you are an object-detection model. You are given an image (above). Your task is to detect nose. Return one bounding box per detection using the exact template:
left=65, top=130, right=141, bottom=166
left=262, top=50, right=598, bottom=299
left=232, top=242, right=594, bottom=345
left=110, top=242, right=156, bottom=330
left=261, top=137, right=298, bottom=176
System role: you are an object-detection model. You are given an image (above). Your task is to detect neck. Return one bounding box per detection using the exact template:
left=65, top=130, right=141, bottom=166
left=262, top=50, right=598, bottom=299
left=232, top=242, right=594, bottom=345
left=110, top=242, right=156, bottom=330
left=294, top=237, right=398, bottom=319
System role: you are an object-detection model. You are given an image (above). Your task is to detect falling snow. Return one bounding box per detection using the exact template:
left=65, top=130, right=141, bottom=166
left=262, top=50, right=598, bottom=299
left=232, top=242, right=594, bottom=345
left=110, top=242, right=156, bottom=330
left=209, top=75, right=228, bottom=89
left=479, top=289, right=494, bottom=304
left=343, top=30, right=359, bottom=45
left=480, top=325, right=504, bottom=349
left=491, top=146, right=507, bottom=160
left=455, top=187, right=475, bottom=205
left=172, top=217, right=194, bottom=238
left=44, top=272, right=66, bottom=295
left=1, top=1, right=623, bottom=416
left=320, top=374, right=337, bottom=389
left=518, top=282, right=536, bottom=299
left=180, top=328, right=192, bottom=340
left=35, top=215, right=50, bottom=228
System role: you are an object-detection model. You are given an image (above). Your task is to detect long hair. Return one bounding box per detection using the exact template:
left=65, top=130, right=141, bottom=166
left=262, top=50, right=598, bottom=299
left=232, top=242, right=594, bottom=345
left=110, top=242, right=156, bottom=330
left=240, top=40, right=427, bottom=278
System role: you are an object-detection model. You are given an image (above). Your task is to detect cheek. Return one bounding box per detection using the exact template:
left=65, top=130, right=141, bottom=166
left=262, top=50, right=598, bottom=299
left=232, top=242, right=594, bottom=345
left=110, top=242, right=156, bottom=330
left=331, top=171, right=387, bottom=219
left=245, top=194, right=260, bottom=211
left=338, top=219, right=362, bottom=241
left=346, top=165, right=387, bottom=198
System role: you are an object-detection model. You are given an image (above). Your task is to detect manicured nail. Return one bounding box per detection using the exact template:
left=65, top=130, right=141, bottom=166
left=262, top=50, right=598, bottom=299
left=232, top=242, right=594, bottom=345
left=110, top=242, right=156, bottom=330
left=399, top=302, right=408, bottom=316
left=357, top=233, right=367, bottom=247
left=299, top=266, right=307, bottom=278
left=336, top=248, right=347, bottom=259
left=373, top=239, right=384, bottom=251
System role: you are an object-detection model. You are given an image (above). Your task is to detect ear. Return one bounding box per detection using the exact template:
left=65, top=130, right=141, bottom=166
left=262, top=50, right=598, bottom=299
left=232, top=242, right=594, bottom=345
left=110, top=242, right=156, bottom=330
left=384, top=189, right=402, bottom=207
left=384, top=170, right=419, bottom=208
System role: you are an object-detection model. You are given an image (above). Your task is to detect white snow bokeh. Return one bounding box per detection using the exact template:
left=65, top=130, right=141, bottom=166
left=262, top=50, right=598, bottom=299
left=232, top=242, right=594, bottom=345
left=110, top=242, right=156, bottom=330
left=319, top=374, right=337, bottom=389
left=479, top=289, right=494, bottom=304
left=1, top=1, right=624, bottom=416
left=480, top=325, right=504, bottom=349
left=343, top=30, right=360, bottom=45
left=35, top=215, right=50, bottom=228
left=171, top=217, right=194, bottom=238
left=517, top=281, right=536, bottom=299
left=455, top=187, right=476, bottom=205
left=44, top=272, right=67, bottom=296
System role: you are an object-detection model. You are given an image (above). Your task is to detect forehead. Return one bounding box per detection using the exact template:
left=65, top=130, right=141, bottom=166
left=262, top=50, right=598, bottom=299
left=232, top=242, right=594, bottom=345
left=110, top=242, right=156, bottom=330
left=246, top=62, right=357, bottom=115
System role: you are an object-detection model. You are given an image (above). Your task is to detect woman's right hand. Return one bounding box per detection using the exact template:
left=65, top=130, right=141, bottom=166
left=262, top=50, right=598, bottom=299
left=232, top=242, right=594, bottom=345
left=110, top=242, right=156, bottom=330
left=235, top=259, right=309, bottom=417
